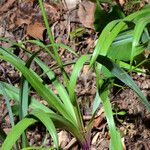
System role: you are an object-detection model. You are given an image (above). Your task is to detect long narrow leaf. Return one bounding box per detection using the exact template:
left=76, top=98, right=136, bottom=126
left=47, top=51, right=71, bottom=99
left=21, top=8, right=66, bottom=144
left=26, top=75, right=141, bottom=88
left=31, top=110, right=59, bottom=148
left=0, top=47, right=43, bottom=83
left=0, top=51, right=75, bottom=124
left=90, top=5, right=150, bottom=67
left=12, top=43, right=76, bottom=121
left=90, top=20, right=120, bottom=67
left=131, top=16, right=150, bottom=66
left=68, top=54, right=90, bottom=130
left=20, top=50, right=43, bottom=148
left=22, top=40, right=55, bottom=60
left=49, top=113, right=85, bottom=143
left=39, top=0, right=70, bottom=89
left=0, top=82, right=54, bottom=114
left=19, top=78, right=29, bottom=119
left=69, top=55, right=90, bottom=103
left=1, top=118, right=37, bottom=150
left=96, top=55, right=150, bottom=111
left=0, top=82, right=15, bottom=127
left=99, top=90, right=122, bottom=150
left=31, top=53, right=77, bottom=124
left=23, top=40, right=78, bottom=57
left=47, top=43, right=78, bottom=57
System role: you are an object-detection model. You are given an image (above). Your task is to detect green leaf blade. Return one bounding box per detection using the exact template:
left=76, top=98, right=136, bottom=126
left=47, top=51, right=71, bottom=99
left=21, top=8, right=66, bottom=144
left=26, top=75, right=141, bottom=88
left=31, top=110, right=59, bottom=148
left=1, top=118, right=37, bottom=150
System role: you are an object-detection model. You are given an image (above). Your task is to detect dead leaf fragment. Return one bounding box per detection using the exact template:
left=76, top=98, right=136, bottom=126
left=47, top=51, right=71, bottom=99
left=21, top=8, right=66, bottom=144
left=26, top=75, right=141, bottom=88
left=0, top=0, right=15, bottom=14
left=15, top=18, right=31, bottom=27
left=64, top=138, right=77, bottom=150
left=43, top=2, right=60, bottom=23
left=26, top=22, right=46, bottom=40
left=78, top=1, right=96, bottom=29
left=92, top=132, right=100, bottom=145
left=65, top=0, right=80, bottom=9
left=0, top=26, right=15, bottom=48
left=93, top=108, right=104, bottom=128
left=58, top=130, right=69, bottom=148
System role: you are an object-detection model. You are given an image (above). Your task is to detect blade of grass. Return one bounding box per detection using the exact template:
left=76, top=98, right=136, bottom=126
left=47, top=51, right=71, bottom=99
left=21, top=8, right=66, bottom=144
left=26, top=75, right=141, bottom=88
left=90, top=20, right=120, bottom=67
left=99, top=89, right=122, bottom=150
left=0, top=46, right=44, bottom=83
left=23, top=40, right=78, bottom=57
left=38, top=0, right=56, bottom=52
left=48, top=113, right=85, bottom=143
left=19, top=50, right=42, bottom=148
left=19, top=78, right=28, bottom=119
left=47, top=43, right=78, bottom=57
left=0, top=50, right=76, bottom=125
left=90, top=6, right=150, bottom=68
left=19, top=49, right=43, bottom=119
left=31, top=110, right=59, bottom=148
left=118, top=61, right=145, bottom=73
left=22, top=40, right=55, bottom=60
left=0, top=82, right=15, bottom=127
left=38, top=0, right=69, bottom=87
left=68, top=54, right=90, bottom=131
left=130, top=16, right=150, bottom=66
left=0, top=81, right=54, bottom=114
left=96, top=55, right=150, bottom=111
left=1, top=118, right=37, bottom=150
left=69, top=55, right=90, bottom=103
left=92, top=90, right=102, bottom=114
left=38, top=0, right=61, bottom=67
left=24, top=49, right=77, bottom=125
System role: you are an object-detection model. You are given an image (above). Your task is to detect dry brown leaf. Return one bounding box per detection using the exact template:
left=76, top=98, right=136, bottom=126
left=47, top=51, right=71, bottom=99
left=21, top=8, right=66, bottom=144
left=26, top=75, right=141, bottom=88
left=78, top=1, right=96, bottom=29
left=58, top=131, right=69, bottom=148
left=15, top=18, right=31, bottom=26
left=64, top=0, right=79, bottom=9
left=64, top=138, right=77, bottom=150
left=0, top=26, right=15, bottom=48
left=91, top=132, right=100, bottom=145
left=0, top=0, right=15, bottom=14
left=26, top=22, right=45, bottom=40
left=43, top=2, right=60, bottom=23
left=93, top=108, right=104, bottom=128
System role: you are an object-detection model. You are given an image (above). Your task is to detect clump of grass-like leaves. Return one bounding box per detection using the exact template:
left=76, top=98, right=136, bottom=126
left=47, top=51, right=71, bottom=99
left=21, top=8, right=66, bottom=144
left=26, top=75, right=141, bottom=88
left=0, top=1, right=150, bottom=150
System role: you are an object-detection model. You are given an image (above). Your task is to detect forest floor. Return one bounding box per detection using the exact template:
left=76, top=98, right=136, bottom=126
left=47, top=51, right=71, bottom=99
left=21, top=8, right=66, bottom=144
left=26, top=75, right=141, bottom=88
left=0, top=0, right=150, bottom=149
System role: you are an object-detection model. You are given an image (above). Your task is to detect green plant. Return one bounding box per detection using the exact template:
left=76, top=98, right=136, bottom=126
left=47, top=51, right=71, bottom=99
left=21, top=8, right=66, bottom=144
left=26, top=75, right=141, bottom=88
left=0, top=1, right=150, bottom=150
left=94, top=0, right=125, bottom=32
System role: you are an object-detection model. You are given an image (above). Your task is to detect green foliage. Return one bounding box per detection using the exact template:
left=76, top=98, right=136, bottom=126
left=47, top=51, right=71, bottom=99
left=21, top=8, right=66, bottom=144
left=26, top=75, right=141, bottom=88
left=94, top=0, right=125, bottom=32
left=70, top=27, right=86, bottom=39
left=91, top=4, right=150, bottom=68
left=107, top=29, right=149, bottom=62
left=1, top=118, right=37, bottom=150
left=0, top=1, right=150, bottom=150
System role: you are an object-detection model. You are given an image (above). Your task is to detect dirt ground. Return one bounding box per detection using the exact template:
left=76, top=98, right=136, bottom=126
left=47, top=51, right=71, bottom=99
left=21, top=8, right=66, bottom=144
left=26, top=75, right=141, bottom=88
left=0, top=0, right=150, bottom=149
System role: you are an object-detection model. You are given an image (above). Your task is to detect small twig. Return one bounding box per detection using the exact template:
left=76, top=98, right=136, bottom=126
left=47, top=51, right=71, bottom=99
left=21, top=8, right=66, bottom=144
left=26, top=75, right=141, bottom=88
left=83, top=108, right=104, bottom=121
left=64, top=138, right=77, bottom=150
